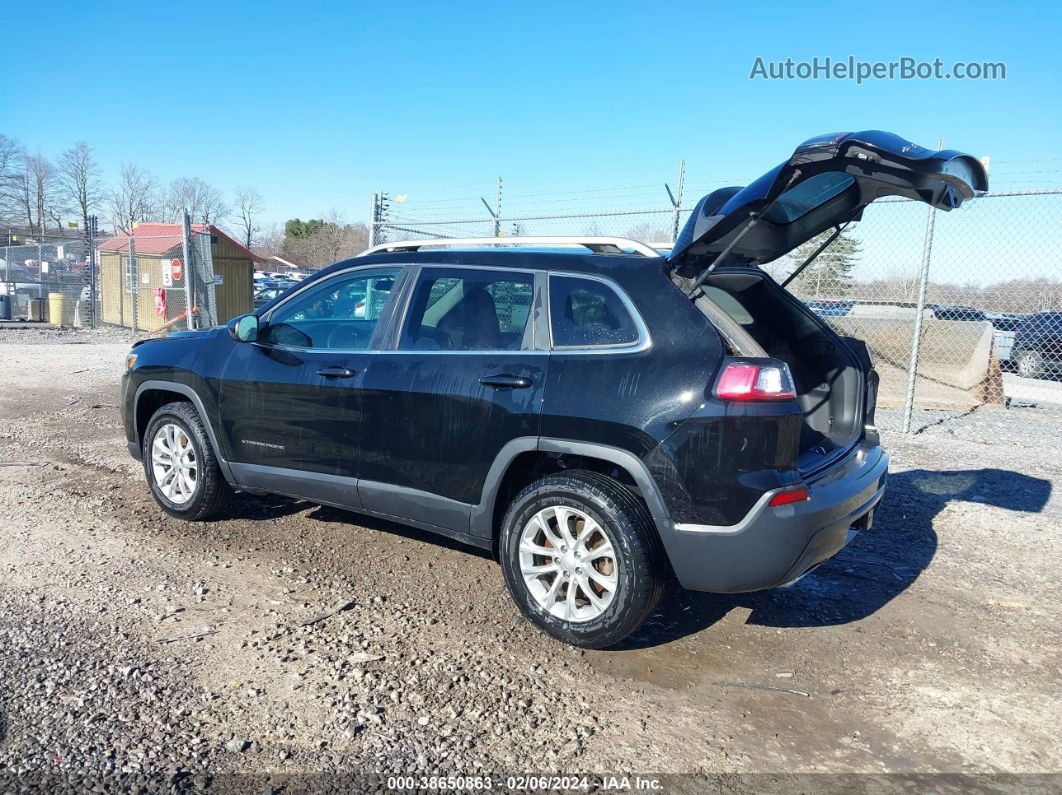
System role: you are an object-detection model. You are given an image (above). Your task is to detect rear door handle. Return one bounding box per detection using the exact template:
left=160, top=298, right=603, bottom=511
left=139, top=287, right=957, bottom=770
left=317, top=366, right=356, bottom=379
left=479, top=374, right=533, bottom=389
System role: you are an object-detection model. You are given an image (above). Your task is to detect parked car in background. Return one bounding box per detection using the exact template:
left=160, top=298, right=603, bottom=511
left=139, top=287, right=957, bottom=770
left=253, top=286, right=286, bottom=309
left=986, top=313, right=1024, bottom=367
left=1011, top=311, right=1062, bottom=378
left=931, top=304, right=987, bottom=322
left=121, top=130, right=985, bottom=647
left=805, top=299, right=855, bottom=318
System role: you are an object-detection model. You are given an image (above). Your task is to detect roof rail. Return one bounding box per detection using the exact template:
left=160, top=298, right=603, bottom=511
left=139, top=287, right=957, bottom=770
left=359, top=236, right=661, bottom=258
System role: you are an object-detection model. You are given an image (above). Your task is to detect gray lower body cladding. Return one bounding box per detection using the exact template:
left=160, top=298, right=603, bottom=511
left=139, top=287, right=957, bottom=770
left=656, top=440, right=888, bottom=593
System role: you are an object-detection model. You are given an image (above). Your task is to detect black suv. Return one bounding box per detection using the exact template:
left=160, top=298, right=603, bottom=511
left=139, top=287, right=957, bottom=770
left=122, top=131, right=986, bottom=647
left=1011, top=311, right=1062, bottom=379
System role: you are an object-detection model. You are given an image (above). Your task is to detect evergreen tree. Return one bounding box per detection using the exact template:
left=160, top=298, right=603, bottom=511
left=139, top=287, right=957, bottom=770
left=789, top=229, right=861, bottom=297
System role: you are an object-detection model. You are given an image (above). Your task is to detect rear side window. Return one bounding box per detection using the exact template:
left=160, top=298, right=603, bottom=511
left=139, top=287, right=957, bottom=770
left=549, top=275, right=640, bottom=348
left=400, top=267, right=535, bottom=351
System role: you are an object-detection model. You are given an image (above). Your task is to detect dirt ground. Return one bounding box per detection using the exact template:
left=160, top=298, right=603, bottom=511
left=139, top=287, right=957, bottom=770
left=1, top=327, right=1060, bottom=791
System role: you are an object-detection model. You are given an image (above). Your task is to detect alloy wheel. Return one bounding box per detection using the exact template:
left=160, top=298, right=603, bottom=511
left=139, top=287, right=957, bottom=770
left=518, top=505, right=618, bottom=622
left=150, top=423, right=198, bottom=505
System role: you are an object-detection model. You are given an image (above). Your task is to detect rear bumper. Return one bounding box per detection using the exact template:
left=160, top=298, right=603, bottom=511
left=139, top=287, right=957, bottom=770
left=658, top=440, right=888, bottom=593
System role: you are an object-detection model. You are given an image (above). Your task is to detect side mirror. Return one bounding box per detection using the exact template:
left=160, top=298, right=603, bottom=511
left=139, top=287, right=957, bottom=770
left=229, top=313, right=259, bottom=342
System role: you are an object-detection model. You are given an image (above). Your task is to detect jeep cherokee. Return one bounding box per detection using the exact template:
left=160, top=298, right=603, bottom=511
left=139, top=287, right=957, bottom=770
left=122, top=131, right=986, bottom=647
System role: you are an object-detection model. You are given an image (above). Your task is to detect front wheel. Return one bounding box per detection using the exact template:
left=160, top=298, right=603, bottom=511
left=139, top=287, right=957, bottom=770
left=142, top=401, right=232, bottom=520
left=499, top=470, right=664, bottom=648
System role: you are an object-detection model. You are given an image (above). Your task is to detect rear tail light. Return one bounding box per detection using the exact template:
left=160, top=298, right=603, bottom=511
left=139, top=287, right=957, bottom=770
left=715, top=362, right=797, bottom=401
left=769, top=486, right=810, bottom=506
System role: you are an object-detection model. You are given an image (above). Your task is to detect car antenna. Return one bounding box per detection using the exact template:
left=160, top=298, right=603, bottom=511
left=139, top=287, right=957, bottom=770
left=685, top=170, right=801, bottom=299
left=780, top=217, right=854, bottom=288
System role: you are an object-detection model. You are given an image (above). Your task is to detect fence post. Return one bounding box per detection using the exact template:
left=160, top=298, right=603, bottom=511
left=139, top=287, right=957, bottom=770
left=368, top=193, right=379, bottom=248
left=37, top=239, right=44, bottom=312
left=87, top=215, right=97, bottom=327
left=494, top=177, right=503, bottom=238
left=901, top=201, right=938, bottom=434
left=129, top=228, right=139, bottom=333
left=181, top=210, right=195, bottom=330
left=668, top=160, right=686, bottom=244
left=481, top=178, right=503, bottom=238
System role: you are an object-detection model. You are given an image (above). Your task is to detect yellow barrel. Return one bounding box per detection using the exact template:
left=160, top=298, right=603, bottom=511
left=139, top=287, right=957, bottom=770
left=48, top=292, right=68, bottom=325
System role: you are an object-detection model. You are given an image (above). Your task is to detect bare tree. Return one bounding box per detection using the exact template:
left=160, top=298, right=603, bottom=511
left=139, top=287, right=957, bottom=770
left=108, top=164, right=158, bottom=232
left=163, top=177, right=229, bottom=225
left=233, top=186, right=263, bottom=247
left=57, top=141, right=103, bottom=236
left=7, top=151, right=59, bottom=234
left=0, top=134, right=22, bottom=224
left=282, top=210, right=368, bottom=267
left=251, top=222, right=284, bottom=260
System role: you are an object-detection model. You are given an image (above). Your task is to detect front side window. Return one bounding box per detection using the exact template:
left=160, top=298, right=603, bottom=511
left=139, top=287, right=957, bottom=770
left=549, top=275, right=640, bottom=348
left=263, top=267, right=400, bottom=349
left=400, top=268, right=535, bottom=351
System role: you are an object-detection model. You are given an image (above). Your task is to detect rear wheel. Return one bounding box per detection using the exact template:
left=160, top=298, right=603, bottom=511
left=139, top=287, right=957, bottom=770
left=1016, top=349, right=1045, bottom=379
left=143, top=401, right=232, bottom=520
left=499, top=470, right=664, bottom=648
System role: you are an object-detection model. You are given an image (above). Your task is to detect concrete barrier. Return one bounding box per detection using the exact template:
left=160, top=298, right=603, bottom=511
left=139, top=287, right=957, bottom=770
left=830, top=314, right=1004, bottom=410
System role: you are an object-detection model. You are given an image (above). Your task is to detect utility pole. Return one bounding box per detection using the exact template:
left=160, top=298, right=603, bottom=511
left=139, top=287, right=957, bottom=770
left=666, top=160, right=686, bottom=244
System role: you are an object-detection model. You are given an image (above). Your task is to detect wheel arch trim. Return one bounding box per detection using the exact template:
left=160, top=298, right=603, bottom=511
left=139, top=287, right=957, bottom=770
left=133, top=380, right=235, bottom=483
left=471, top=437, right=671, bottom=538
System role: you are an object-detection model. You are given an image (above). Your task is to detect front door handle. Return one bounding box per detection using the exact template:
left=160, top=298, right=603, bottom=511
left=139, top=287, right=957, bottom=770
left=318, top=366, right=356, bottom=379
left=479, top=373, right=533, bottom=389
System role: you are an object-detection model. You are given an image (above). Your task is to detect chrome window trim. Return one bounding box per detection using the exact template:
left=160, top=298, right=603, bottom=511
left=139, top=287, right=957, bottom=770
left=258, top=262, right=650, bottom=357
left=259, top=263, right=406, bottom=354
left=546, top=271, right=652, bottom=354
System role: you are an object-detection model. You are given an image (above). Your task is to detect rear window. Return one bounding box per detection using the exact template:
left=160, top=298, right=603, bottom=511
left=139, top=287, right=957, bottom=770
left=549, top=275, right=640, bottom=348
left=764, top=172, right=856, bottom=224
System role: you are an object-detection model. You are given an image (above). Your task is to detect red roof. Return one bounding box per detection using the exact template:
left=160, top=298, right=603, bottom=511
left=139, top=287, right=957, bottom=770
left=98, top=223, right=264, bottom=263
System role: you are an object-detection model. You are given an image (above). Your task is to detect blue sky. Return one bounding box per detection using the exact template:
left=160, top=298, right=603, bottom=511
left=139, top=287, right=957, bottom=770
left=2, top=0, right=1059, bottom=265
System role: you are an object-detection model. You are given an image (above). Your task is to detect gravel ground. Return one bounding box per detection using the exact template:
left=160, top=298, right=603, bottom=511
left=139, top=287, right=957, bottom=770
left=0, top=328, right=1059, bottom=791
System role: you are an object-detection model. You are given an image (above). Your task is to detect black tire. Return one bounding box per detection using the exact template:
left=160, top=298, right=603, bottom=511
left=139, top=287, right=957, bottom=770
left=499, top=470, right=665, bottom=648
left=1016, top=349, right=1045, bottom=379
left=142, top=401, right=232, bottom=521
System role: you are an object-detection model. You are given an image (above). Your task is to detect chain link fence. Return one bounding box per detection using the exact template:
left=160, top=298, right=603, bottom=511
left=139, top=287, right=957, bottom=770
left=97, top=218, right=219, bottom=333
left=1, top=213, right=219, bottom=332
left=1, top=233, right=94, bottom=325
left=370, top=186, right=1062, bottom=442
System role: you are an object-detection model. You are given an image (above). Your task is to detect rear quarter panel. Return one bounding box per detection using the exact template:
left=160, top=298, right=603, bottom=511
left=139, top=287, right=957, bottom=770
left=539, top=262, right=724, bottom=458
